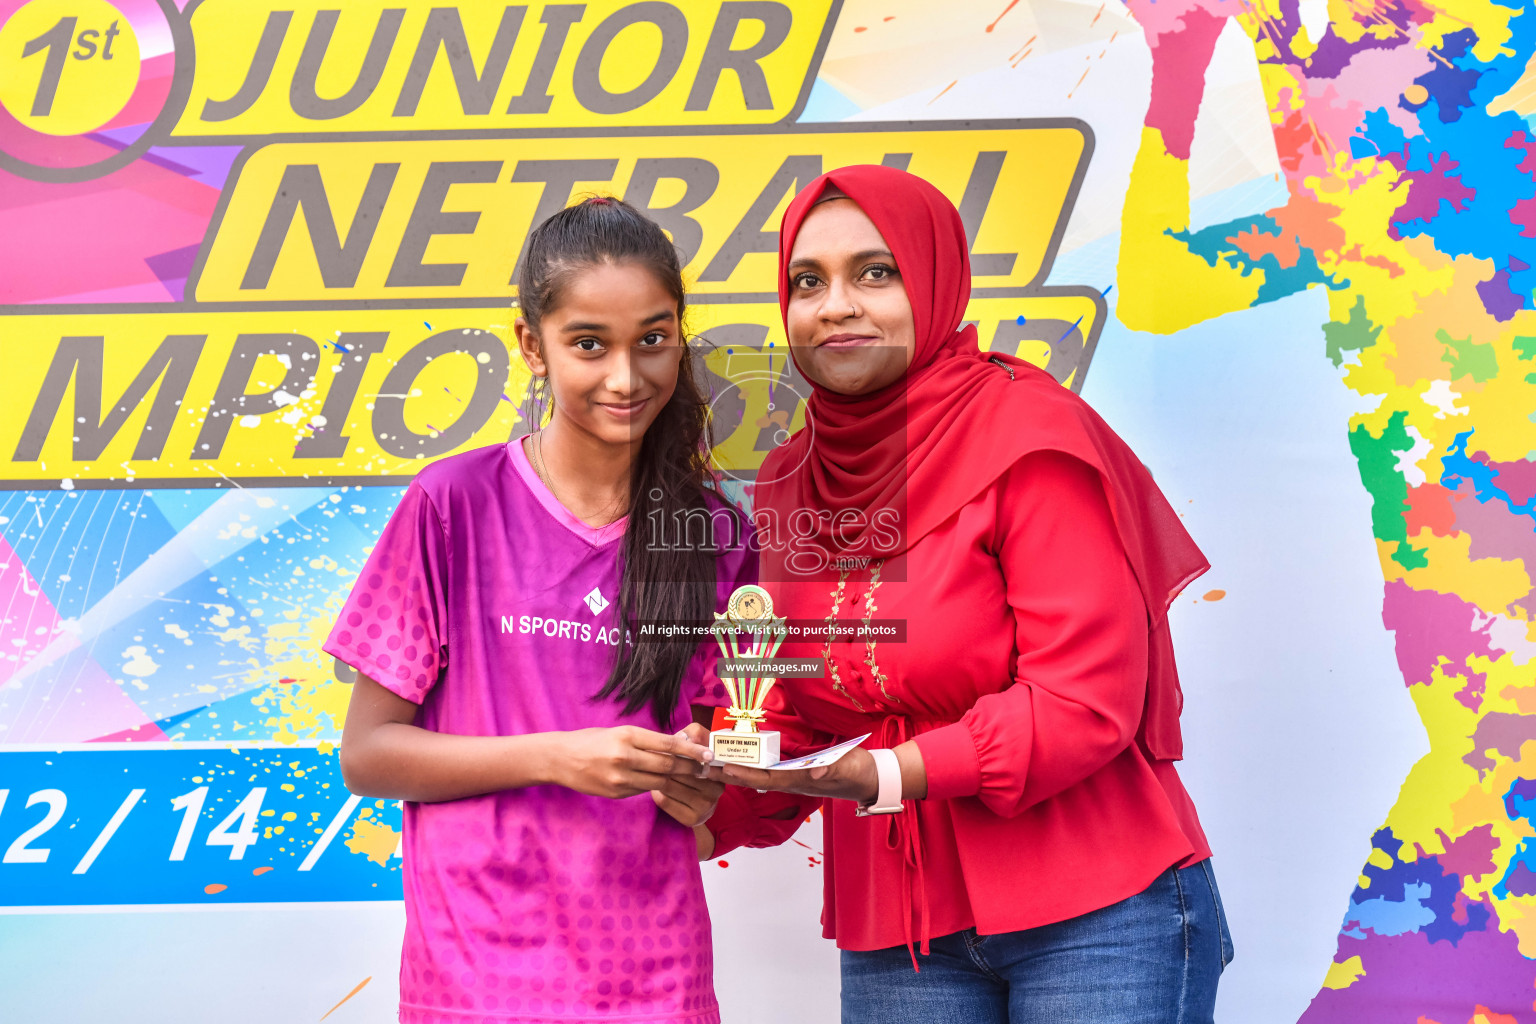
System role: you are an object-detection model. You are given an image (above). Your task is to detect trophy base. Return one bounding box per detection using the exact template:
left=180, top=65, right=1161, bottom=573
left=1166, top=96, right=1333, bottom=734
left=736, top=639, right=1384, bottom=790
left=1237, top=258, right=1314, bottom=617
left=709, top=729, right=781, bottom=768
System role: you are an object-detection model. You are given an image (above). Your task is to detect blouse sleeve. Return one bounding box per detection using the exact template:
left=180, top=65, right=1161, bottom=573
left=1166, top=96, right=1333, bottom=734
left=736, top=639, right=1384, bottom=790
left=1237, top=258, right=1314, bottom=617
left=912, top=450, right=1151, bottom=817
left=705, top=658, right=832, bottom=857
left=321, top=481, right=451, bottom=705
left=707, top=788, right=822, bottom=858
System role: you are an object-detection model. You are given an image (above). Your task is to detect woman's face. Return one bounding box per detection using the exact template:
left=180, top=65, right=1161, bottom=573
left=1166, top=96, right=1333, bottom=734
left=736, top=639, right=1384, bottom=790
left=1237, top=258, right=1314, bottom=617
left=785, top=198, right=916, bottom=397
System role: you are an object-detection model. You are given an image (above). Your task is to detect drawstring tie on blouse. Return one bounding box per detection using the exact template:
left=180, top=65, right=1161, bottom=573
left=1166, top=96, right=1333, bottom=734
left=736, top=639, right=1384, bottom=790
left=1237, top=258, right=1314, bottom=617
left=875, top=714, right=931, bottom=972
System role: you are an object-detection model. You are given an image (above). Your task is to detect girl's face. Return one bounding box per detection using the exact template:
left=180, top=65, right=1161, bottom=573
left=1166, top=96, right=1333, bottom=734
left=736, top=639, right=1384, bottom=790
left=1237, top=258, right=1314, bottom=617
left=785, top=198, right=916, bottom=397
left=515, top=261, right=683, bottom=446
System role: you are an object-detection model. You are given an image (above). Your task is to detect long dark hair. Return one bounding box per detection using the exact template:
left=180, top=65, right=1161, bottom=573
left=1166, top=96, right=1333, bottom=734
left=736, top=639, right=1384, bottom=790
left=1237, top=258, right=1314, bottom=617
left=518, top=196, right=735, bottom=727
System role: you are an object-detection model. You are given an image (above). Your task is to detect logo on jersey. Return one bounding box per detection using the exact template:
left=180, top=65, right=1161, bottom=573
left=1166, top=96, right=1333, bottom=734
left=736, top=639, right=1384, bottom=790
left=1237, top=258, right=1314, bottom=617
left=583, top=587, right=610, bottom=615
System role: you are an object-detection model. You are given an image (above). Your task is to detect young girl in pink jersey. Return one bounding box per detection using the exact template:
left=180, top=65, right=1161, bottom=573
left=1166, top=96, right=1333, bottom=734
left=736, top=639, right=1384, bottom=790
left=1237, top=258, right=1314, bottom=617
left=327, top=197, right=756, bottom=1024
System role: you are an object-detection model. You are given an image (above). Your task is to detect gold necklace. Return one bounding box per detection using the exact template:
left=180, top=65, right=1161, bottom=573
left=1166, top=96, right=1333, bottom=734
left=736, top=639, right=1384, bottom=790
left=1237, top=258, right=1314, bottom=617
left=532, top=430, right=624, bottom=527
left=823, top=570, right=863, bottom=709
left=861, top=560, right=897, bottom=704
left=531, top=430, right=561, bottom=503
left=822, top=559, right=898, bottom=708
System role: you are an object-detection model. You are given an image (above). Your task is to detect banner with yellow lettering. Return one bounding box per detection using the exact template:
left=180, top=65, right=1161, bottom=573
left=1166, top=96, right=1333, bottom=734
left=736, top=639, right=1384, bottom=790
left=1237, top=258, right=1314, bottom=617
left=5, top=0, right=1517, bottom=1021
left=0, top=2, right=1119, bottom=1019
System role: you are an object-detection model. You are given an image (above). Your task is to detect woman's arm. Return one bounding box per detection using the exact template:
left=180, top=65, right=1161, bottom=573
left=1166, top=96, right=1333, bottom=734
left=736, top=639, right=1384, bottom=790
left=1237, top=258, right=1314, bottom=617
left=692, top=680, right=835, bottom=855
left=710, top=740, right=924, bottom=804
left=701, top=785, right=820, bottom=859
left=716, top=451, right=1149, bottom=815
left=910, top=451, right=1149, bottom=815
left=339, top=674, right=715, bottom=804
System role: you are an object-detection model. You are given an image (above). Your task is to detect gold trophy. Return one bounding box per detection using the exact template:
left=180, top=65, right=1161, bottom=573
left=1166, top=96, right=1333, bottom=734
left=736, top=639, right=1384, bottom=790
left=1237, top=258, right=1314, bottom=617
left=709, top=584, right=785, bottom=767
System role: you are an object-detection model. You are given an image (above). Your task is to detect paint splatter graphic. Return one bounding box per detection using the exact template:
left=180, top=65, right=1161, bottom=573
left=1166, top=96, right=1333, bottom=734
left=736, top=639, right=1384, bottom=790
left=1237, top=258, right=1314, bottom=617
left=344, top=814, right=401, bottom=867
left=0, top=486, right=407, bottom=749
left=1118, top=0, right=1536, bottom=1014
left=0, top=483, right=424, bottom=893
left=320, top=976, right=372, bottom=1021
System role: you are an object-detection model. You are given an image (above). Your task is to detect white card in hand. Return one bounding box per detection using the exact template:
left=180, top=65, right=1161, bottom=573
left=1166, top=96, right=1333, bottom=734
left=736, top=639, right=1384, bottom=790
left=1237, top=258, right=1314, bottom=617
left=762, top=734, right=872, bottom=771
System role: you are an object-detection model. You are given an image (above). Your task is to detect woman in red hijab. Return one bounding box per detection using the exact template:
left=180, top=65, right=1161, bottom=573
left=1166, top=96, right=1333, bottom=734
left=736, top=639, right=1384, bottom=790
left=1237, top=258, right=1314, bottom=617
left=701, top=165, right=1233, bottom=1023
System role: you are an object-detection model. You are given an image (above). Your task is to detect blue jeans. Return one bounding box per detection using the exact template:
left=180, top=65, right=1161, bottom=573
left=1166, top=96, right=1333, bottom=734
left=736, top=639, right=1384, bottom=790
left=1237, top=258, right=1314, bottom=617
left=841, top=859, right=1233, bottom=1024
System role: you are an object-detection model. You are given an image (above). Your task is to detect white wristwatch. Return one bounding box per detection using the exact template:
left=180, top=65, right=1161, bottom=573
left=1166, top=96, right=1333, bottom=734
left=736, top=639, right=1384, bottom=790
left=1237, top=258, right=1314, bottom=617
left=855, top=747, right=905, bottom=816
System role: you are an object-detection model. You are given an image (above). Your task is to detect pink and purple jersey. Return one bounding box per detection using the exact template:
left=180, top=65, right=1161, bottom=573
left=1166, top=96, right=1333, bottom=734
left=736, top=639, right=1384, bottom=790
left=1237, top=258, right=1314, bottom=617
left=323, top=439, right=756, bottom=1024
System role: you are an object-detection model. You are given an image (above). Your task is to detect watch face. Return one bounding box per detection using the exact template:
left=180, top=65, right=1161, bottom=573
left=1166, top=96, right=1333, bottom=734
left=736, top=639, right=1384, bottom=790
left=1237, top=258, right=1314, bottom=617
left=728, top=585, right=773, bottom=624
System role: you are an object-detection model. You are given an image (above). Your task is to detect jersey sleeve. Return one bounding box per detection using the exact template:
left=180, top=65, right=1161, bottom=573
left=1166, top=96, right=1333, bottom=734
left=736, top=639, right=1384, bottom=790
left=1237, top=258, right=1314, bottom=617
left=322, top=481, right=451, bottom=705
left=912, top=450, right=1151, bottom=815
left=681, top=506, right=761, bottom=709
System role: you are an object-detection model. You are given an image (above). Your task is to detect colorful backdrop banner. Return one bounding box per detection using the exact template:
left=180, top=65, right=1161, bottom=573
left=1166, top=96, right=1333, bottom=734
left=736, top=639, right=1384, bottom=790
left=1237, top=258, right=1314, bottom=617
left=4, top=0, right=1534, bottom=1021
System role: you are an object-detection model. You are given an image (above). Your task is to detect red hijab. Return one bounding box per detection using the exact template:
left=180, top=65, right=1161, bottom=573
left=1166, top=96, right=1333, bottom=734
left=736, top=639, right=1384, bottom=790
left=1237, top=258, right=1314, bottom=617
left=753, top=164, right=1208, bottom=760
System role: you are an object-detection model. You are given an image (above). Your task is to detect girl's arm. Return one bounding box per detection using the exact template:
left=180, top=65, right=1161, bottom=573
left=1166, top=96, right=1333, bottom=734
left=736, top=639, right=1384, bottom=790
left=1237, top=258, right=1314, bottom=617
left=340, top=674, right=715, bottom=803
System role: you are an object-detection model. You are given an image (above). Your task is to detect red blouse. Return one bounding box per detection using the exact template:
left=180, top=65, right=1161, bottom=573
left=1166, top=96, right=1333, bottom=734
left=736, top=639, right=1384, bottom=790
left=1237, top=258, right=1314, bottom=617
left=709, top=451, right=1211, bottom=953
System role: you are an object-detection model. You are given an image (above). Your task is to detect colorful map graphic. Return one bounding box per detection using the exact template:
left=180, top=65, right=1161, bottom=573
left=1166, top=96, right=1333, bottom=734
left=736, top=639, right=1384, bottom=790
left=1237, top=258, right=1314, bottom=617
left=1118, top=0, right=1536, bottom=1015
